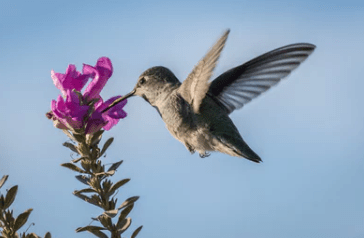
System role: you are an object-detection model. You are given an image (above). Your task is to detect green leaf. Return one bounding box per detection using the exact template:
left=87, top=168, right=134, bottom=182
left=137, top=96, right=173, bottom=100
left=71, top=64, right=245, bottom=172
left=87, top=130, right=104, bottom=146
left=117, top=204, right=134, bottom=228
left=131, top=225, right=143, bottom=238
left=94, top=170, right=115, bottom=177
left=30, top=233, right=40, bottom=238
left=44, top=232, right=51, bottom=238
left=4, top=209, right=14, bottom=224
left=90, top=147, right=100, bottom=160
left=73, top=193, right=100, bottom=207
left=117, top=217, right=131, bottom=234
left=0, top=194, right=4, bottom=207
left=0, top=175, right=9, bottom=189
left=100, top=137, right=114, bottom=157
left=72, top=133, right=84, bottom=143
left=14, top=208, right=33, bottom=231
left=76, top=226, right=106, bottom=232
left=88, top=230, right=108, bottom=238
left=62, top=142, right=79, bottom=153
left=80, top=160, right=92, bottom=171
left=104, top=209, right=118, bottom=218
left=0, top=195, right=4, bottom=210
left=74, top=188, right=96, bottom=194
left=101, top=179, right=112, bottom=192
left=4, top=185, right=18, bottom=209
left=26, top=233, right=39, bottom=238
left=108, top=179, right=130, bottom=196
left=107, top=160, right=123, bottom=172
left=71, top=157, right=86, bottom=163
left=62, top=129, right=76, bottom=142
left=60, top=163, right=86, bottom=173
left=98, top=215, right=112, bottom=229
left=77, top=143, right=90, bottom=157
left=118, top=196, right=139, bottom=210
left=75, top=175, right=90, bottom=185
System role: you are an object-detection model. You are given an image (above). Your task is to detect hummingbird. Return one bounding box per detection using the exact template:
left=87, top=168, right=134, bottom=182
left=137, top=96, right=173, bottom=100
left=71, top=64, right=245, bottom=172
left=103, top=29, right=315, bottom=162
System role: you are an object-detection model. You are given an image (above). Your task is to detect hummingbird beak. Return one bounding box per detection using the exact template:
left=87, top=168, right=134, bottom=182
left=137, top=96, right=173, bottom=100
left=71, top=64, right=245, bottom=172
left=101, top=89, right=136, bottom=113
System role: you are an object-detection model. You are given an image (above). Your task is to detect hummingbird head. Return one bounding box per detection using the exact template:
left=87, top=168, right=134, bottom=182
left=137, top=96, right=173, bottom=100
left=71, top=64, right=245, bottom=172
left=132, top=66, right=181, bottom=106
left=101, top=66, right=180, bottom=113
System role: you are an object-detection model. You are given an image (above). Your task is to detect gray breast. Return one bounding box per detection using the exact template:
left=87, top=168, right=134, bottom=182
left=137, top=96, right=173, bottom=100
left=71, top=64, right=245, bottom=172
left=159, top=92, right=197, bottom=132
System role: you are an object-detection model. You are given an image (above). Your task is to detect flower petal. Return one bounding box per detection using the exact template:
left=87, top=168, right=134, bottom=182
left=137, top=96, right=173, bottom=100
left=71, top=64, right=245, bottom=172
left=98, top=96, right=127, bottom=112
left=108, top=108, right=127, bottom=119
left=104, top=96, right=127, bottom=119
left=51, top=95, right=66, bottom=118
left=85, top=111, right=108, bottom=134
left=95, top=95, right=128, bottom=131
left=51, top=70, right=66, bottom=96
left=102, top=117, right=118, bottom=130
left=83, top=57, right=113, bottom=100
left=51, top=65, right=90, bottom=97
left=51, top=90, right=90, bottom=130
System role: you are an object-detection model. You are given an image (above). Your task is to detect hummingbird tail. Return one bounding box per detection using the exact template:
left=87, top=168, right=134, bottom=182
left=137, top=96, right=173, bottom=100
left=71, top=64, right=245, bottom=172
left=233, top=144, right=262, bottom=163
left=215, top=135, right=262, bottom=163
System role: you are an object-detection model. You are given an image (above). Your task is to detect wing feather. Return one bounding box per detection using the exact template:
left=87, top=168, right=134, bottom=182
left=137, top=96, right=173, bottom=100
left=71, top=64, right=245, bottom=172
left=178, top=30, right=230, bottom=113
left=208, top=43, right=316, bottom=114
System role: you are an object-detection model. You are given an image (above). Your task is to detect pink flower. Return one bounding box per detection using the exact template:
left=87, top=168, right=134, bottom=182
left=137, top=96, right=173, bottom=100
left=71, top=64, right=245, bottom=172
left=83, top=57, right=113, bottom=101
left=98, top=96, right=127, bottom=130
left=51, top=90, right=89, bottom=129
left=85, top=96, right=127, bottom=134
left=84, top=110, right=107, bottom=134
left=51, top=65, right=89, bottom=98
left=50, top=57, right=127, bottom=134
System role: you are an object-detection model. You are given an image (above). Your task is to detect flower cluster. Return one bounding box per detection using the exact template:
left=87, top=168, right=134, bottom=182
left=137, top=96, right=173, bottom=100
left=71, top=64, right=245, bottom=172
left=48, top=57, right=127, bottom=134
left=46, top=57, right=142, bottom=237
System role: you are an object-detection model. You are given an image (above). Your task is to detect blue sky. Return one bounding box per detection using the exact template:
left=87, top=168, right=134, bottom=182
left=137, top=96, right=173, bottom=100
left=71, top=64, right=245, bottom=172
left=1, top=0, right=364, bottom=238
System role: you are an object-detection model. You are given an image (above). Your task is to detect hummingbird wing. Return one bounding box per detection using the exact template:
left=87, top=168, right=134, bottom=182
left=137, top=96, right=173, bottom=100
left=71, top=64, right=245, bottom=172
left=178, top=29, right=230, bottom=113
left=208, top=43, right=316, bottom=114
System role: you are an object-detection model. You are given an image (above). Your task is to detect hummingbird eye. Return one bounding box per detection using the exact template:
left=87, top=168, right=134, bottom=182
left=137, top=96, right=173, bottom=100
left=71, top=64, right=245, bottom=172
left=139, top=77, right=146, bottom=86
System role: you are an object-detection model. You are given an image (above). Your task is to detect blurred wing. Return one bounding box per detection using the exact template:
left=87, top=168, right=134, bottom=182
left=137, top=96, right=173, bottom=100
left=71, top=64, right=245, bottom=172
left=178, top=29, right=230, bottom=113
left=208, top=43, right=316, bottom=114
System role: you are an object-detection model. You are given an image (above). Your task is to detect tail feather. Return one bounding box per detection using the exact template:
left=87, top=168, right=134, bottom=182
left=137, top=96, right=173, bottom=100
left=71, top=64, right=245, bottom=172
left=214, top=134, right=262, bottom=163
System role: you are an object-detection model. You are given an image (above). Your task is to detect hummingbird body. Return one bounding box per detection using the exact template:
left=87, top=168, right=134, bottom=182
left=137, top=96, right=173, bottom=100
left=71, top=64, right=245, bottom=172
left=140, top=66, right=261, bottom=161
left=104, top=30, right=315, bottom=162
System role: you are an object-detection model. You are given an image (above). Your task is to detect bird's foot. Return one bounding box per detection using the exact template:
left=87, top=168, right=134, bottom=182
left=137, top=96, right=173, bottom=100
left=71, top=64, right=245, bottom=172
left=199, top=152, right=210, bottom=158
